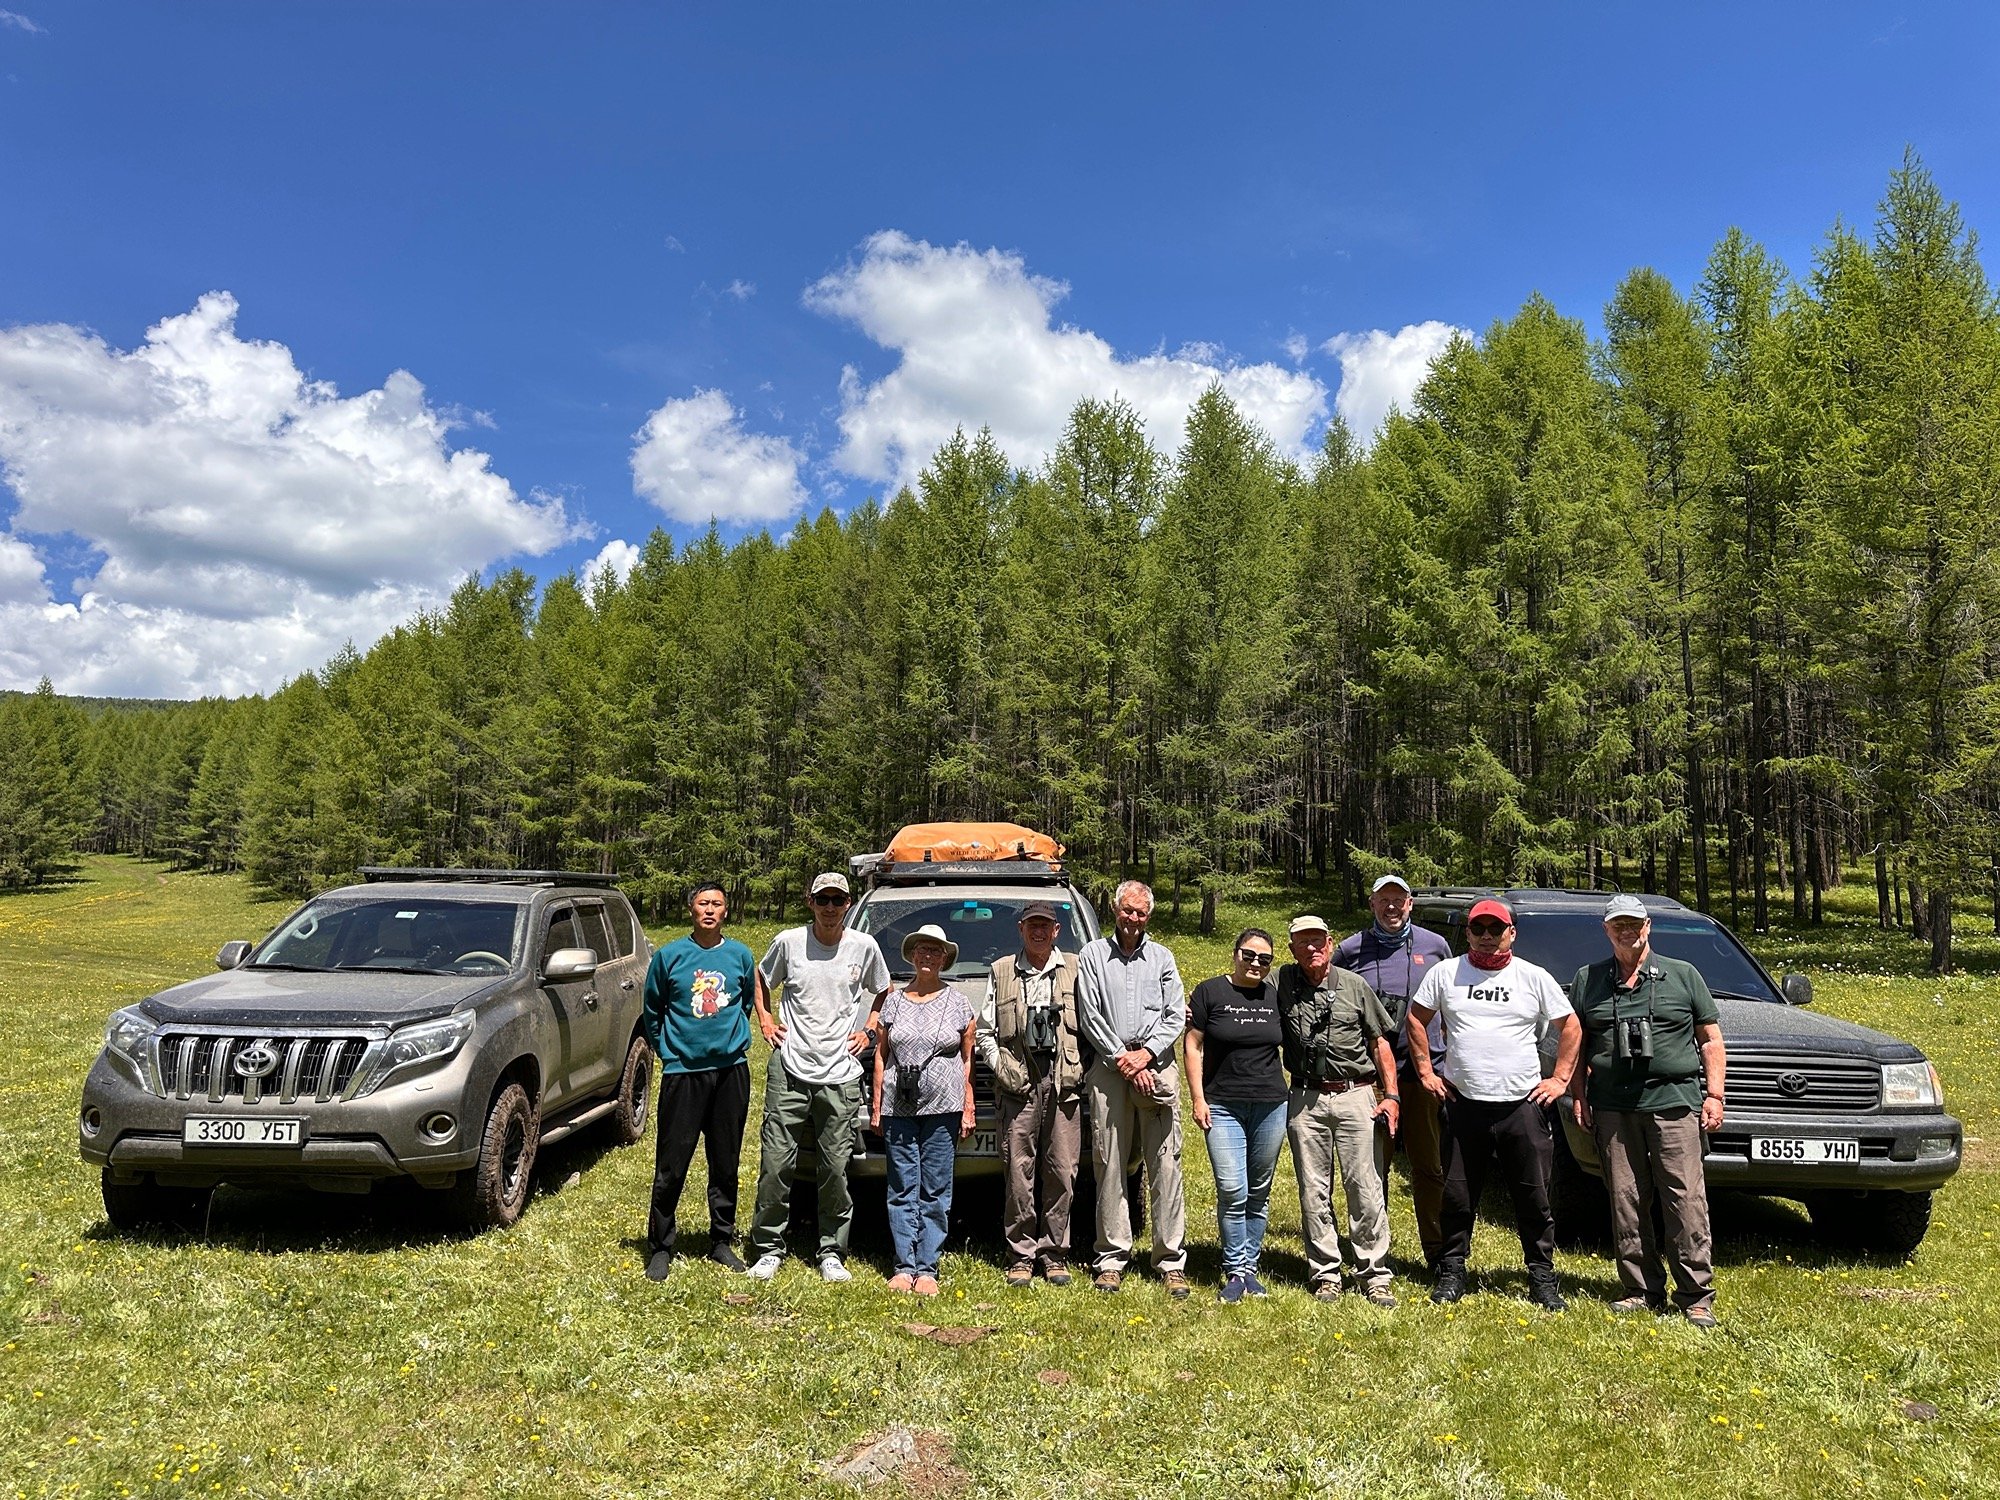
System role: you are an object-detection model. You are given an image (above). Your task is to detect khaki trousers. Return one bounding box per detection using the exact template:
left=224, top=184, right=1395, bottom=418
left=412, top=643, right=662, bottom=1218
left=1290, top=1084, right=1392, bottom=1290
left=1085, top=1056, right=1187, bottom=1274
left=1594, top=1106, right=1714, bottom=1310
left=999, top=1069, right=1083, bottom=1268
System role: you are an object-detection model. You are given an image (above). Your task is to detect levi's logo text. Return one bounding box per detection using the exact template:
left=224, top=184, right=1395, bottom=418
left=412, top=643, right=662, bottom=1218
left=1465, top=984, right=1515, bottom=1006
left=689, top=969, right=735, bottom=1018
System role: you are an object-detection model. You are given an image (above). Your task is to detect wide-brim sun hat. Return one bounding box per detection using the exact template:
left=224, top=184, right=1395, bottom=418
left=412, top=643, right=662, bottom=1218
left=900, top=923, right=960, bottom=967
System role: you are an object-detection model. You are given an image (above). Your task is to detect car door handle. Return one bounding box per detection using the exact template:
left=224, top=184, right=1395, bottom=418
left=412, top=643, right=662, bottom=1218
left=584, top=991, right=599, bottom=1010
left=620, top=978, right=635, bottom=991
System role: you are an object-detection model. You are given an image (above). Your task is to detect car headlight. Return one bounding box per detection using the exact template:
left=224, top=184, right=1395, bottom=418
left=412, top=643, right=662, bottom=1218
left=348, top=1012, right=477, bottom=1098
left=103, top=1006, right=159, bottom=1085
left=1882, top=1061, right=1942, bottom=1109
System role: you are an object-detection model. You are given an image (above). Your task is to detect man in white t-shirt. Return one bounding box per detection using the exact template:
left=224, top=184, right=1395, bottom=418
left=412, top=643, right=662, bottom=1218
left=744, top=871, right=892, bottom=1283
left=1406, top=897, right=1581, bottom=1311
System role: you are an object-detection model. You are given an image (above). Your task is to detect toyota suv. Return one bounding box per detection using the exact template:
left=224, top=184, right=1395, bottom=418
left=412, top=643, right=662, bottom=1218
left=1410, top=887, right=1962, bottom=1257
left=80, top=868, right=654, bottom=1232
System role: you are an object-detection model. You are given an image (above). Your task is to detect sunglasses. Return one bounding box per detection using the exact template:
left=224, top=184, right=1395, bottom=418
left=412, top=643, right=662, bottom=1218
left=1236, top=949, right=1274, bottom=966
left=810, top=892, right=850, bottom=907
left=1466, top=919, right=1509, bottom=937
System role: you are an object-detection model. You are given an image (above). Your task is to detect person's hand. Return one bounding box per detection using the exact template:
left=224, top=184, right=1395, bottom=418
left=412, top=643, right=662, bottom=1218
left=1419, top=1071, right=1450, bottom=1102
left=1528, top=1076, right=1568, bottom=1108
left=1192, top=1099, right=1211, bottom=1131
left=1700, top=1093, right=1725, bottom=1132
left=845, top=1028, right=872, bottom=1057
left=960, top=1103, right=976, bottom=1140
left=1133, top=1067, right=1156, bottom=1098
left=1116, top=1048, right=1149, bottom=1082
left=760, top=1017, right=787, bottom=1047
left=1572, top=1095, right=1594, bottom=1130
left=870, top=1105, right=882, bottom=1132
left=1372, top=1095, right=1399, bottom=1137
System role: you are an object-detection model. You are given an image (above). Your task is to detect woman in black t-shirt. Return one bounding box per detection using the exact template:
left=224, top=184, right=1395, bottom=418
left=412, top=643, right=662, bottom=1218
left=1186, top=928, right=1288, bottom=1302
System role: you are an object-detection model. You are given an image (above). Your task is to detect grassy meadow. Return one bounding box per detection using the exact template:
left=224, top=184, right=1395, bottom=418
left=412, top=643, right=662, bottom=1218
left=2, top=858, right=1997, bottom=1499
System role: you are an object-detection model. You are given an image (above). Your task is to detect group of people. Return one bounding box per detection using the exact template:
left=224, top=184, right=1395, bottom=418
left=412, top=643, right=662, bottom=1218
left=637, top=869, right=1726, bottom=1327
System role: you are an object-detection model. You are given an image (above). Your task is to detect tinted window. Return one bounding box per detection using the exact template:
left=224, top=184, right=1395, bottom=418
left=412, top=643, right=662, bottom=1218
left=604, top=897, right=637, bottom=957
left=544, top=907, right=580, bottom=963
left=1482, top=911, right=1780, bottom=1003
left=255, top=898, right=521, bottom=975
left=577, top=904, right=614, bottom=963
left=853, top=894, right=1095, bottom=978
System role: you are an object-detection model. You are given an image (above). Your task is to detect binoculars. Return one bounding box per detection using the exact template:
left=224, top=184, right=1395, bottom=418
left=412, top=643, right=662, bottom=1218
left=1612, top=1015, right=1654, bottom=1062
left=1025, top=1004, right=1062, bottom=1054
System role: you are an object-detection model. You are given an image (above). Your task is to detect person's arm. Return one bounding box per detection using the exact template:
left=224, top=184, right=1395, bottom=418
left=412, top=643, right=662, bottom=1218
left=754, top=941, right=787, bottom=1047
left=1369, top=1034, right=1400, bottom=1134
left=1074, top=948, right=1124, bottom=1065
left=974, top=974, right=1001, bottom=1074
left=1186, top=1025, right=1211, bottom=1129
left=1696, top=1020, right=1727, bottom=1131
left=870, top=1020, right=889, bottom=1130
left=1530, top=1012, right=1583, bottom=1106
left=640, top=949, right=670, bottom=1062
left=1567, top=969, right=1594, bottom=1129
left=1145, top=949, right=1187, bottom=1066
left=959, top=1012, right=978, bottom=1139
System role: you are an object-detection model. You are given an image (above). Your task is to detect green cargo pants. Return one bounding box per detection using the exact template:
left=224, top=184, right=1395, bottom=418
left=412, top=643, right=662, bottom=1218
left=745, top=1049, right=864, bottom=1262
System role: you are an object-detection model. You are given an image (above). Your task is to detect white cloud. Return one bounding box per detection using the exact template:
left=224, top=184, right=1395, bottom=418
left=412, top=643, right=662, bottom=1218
left=663, top=235, right=686, bottom=254
left=803, top=231, right=1328, bottom=493
left=0, top=531, right=45, bottom=602
left=0, top=10, right=43, bottom=33
left=0, top=292, right=577, bottom=695
left=584, top=538, right=641, bottom=586
left=1321, top=320, right=1470, bottom=442
left=1282, top=332, right=1309, bottom=365
left=724, top=279, right=756, bottom=301
left=629, top=388, right=807, bottom=526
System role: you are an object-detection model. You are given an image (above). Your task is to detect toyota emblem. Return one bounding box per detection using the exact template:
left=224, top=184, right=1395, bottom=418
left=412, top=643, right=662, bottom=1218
left=233, top=1043, right=281, bottom=1080
left=1776, top=1071, right=1809, bottom=1097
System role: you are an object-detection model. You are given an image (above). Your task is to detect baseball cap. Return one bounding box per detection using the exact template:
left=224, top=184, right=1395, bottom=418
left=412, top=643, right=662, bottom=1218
left=1603, top=894, right=1649, bottom=922
left=1288, top=914, right=1330, bottom=937
left=1371, top=874, right=1412, bottom=895
left=1018, top=901, right=1061, bottom=924
left=809, top=871, right=851, bottom=897
left=1466, top=898, right=1514, bottom=926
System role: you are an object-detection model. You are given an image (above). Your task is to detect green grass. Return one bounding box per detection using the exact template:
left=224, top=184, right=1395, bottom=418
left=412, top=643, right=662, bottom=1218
left=3, top=858, right=1997, bottom=1498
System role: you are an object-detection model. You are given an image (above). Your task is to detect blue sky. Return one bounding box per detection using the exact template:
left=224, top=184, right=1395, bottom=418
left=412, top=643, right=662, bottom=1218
left=2, top=4, right=1997, bottom=697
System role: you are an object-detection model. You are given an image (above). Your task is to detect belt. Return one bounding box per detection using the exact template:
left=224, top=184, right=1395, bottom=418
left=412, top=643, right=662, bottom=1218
left=1302, top=1076, right=1371, bottom=1094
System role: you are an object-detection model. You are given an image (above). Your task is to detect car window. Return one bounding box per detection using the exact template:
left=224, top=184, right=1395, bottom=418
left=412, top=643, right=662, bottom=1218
left=255, top=898, right=521, bottom=975
left=577, top=903, right=614, bottom=963
left=853, top=895, right=1094, bottom=978
left=604, top=897, right=637, bottom=958
left=543, top=907, right=581, bottom=965
left=1488, top=911, right=1781, bottom=1002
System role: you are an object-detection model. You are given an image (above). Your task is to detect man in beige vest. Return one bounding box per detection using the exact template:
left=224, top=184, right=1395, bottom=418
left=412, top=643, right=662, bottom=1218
left=976, top=901, right=1085, bottom=1287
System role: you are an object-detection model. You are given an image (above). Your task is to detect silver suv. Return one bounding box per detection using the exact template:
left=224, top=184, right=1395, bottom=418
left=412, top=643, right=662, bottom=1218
left=79, top=868, right=653, bottom=1232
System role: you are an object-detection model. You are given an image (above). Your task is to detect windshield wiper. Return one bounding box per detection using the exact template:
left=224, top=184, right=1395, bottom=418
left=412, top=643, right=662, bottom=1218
left=246, top=961, right=328, bottom=972
left=1710, top=989, right=1775, bottom=1003
left=333, top=963, right=446, bottom=976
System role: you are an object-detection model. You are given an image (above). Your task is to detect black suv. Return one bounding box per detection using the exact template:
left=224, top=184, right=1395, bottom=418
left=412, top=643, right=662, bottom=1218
left=1409, top=888, right=1962, bottom=1257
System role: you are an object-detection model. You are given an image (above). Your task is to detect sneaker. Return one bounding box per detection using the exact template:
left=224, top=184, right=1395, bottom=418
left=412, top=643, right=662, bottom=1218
left=1685, top=1304, right=1718, bottom=1329
left=1241, top=1273, right=1270, bottom=1299
left=913, top=1274, right=940, bottom=1297
left=707, top=1241, right=747, bottom=1273
left=819, top=1255, right=853, bottom=1284
left=1430, top=1267, right=1467, bottom=1305
left=1218, top=1275, right=1247, bottom=1305
left=1610, top=1294, right=1662, bottom=1315
left=1364, top=1285, right=1398, bottom=1308
left=645, top=1249, right=673, bottom=1282
left=1526, top=1273, right=1567, bottom=1313
left=747, top=1252, right=783, bottom=1281
left=1093, top=1268, right=1122, bottom=1294
left=1311, top=1279, right=1342, bottom=1303
left=887, top=1272, right=915, bottom=1293
left=1006, top=1263, right=1034, bottom=1288
left=1042, top=1261, right=1072, bottom=1288
left=1163, top=1270, right=1192, bottom=1301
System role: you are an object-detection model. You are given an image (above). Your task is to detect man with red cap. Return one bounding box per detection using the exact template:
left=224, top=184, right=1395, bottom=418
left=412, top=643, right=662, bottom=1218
left=1406, top=897, right=1582, bottom=1310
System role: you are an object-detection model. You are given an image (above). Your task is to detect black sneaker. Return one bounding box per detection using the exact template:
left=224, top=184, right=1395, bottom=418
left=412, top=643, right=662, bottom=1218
left=1430, top=1267, right=1468, bottom=1304
left=707, top=1241, right=747, bottom=1273
left=645, top=1249, right=673, bottom=1282
left=1526, top=1273, right=1567, bottom=1313
left=1241, top=1273, right=1270, bottom=1299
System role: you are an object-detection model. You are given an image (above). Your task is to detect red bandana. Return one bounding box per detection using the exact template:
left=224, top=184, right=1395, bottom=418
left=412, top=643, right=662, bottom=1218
left=1466, top=949, right=1513, bottom=973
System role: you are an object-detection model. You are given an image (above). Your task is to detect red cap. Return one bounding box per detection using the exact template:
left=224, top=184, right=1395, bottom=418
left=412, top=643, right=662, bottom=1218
left=1467, top=898, right=1514, bottom=925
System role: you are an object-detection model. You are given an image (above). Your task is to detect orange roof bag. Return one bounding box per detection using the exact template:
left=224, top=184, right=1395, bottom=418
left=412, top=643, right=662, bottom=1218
left=883, top=822, right=1063, bottom=864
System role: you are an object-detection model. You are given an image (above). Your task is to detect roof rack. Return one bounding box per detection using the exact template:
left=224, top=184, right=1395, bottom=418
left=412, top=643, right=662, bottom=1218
left=357, top=867, right=621, bottom=888
left=864, top=857, right=1068, bottom=888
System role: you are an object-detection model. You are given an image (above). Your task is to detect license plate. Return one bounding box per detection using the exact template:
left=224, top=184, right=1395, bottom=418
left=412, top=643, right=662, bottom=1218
left=1751, top=1136, right=1859, bottom=1164
left=183, top=1116, right=304, bottom=1147
left=956, top=1127, right=999, bottom=1158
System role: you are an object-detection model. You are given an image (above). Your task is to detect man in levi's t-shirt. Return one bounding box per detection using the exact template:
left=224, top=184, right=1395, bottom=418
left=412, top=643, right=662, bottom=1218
left=1406, top=897, right=1581, bottom=1312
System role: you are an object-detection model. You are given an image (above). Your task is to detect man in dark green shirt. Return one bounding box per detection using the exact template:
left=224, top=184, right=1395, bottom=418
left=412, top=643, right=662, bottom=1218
left=1568, top=894, right=1727, bottom=1326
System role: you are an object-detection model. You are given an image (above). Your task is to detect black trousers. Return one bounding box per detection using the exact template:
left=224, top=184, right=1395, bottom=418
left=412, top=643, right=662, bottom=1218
left=646, top=1062, right=751, bottom=1253
left=1438, top=1093, right=1556, bottom=1274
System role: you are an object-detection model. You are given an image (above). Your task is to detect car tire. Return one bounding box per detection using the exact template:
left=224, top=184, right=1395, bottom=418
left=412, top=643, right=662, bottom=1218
left=609, top=1035, right=653, bottom=1147
left=449, top=1081, right=540, bottom=1230
left=1809, top=1189, right=1933, bottom=1260
left=101, top=1172, right=213, bottom=1233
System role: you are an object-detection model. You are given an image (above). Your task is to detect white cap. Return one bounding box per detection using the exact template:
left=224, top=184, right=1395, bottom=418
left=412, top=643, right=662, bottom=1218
left=1288, top=914, right=1330, bottom=937
left=1371, top=874, right=1412, bottom=895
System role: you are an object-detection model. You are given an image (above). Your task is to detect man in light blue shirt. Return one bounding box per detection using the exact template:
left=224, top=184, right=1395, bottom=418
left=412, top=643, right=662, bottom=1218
left=1075, top=880, right=1189, bottom=1297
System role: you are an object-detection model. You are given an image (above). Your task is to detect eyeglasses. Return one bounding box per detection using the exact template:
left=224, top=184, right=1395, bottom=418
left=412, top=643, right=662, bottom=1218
left=810, top=892, right=850, bottom=907
left=1236, top=949, right=1274, bottom=966
left=1466, top=919, right=1509, bottom=937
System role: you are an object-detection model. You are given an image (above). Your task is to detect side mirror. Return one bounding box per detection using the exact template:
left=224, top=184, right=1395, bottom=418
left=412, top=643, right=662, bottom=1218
left=1780, top=973, right=1813, bottom=1007
left=216, top=940, right=252, bottom=970
left=542, top=947, right=600, bottom=983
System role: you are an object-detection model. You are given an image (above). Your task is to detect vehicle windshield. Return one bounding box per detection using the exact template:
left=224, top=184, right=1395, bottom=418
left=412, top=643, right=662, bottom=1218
left=1494, top=911, right=1780, bottom=1003
left=253, top=898, right=523, bottom=976
left=852, top=894, right=1094, bottom=980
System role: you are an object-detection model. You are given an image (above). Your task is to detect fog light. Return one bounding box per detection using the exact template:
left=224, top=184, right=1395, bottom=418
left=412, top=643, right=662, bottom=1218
left=418, top=1112, right=457, bottom=1143
left=1917, top=1135, right=1956, bottom=1158
left=80, top=1107, right=102, bottom=1138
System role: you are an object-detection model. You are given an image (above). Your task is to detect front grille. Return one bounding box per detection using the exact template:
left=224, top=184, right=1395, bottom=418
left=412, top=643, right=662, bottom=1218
left=155, top=1033, right=369, bottom=1103
left=1725, top=1054, right=1880, bottom=1112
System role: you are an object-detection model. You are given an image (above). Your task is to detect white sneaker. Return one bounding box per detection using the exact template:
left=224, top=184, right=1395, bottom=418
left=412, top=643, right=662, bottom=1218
left=819, top=1255, right=852, bottom=1283
left=747, top=1253, right=783, bottom=1281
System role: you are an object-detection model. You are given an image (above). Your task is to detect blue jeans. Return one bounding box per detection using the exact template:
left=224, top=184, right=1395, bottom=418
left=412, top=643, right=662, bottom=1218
left=1205, top=1099, right=1288, bottom=1277
left=885, top=1114, right=957, bottom=1276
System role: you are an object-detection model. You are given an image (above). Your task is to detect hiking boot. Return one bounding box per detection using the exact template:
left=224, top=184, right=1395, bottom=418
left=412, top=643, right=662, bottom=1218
left=1610, top=1294, right=1662, bottom=1315
left=1093, top=1268, right=1122, bottom=1294
left=747, top=1252, right=783, bottom=1281
left=645, top=1249, right=673, bottom=1282
left=1430, top=1266, right=1468, bottom=1304
left=1364, top=1285, right=1398, bottom=1308
left=1163, top=1269, right=1192, bottom=1301
left=1006, top=1262, right=1035, bottom=1289
left=1311, top=1278, right=1342, bottom=1303
left=1218, top=1274, right=1247, bottom=1305
left=707, top=1241, right=747, bottom=1273
left=1042, top=1261, right=1072, bottom=1287
left=1527, top=1272, right=1567, bottom=1313
left=1685, top=1303, right=1718, bottom=1329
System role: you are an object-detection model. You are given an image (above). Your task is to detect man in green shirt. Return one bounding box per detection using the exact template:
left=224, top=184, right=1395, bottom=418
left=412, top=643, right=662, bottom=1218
left=1567, top=894, right=1727, bottom=1327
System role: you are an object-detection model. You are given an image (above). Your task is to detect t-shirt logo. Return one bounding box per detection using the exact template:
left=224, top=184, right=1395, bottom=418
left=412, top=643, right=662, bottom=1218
left=1412, top=955, right=1426, bottom=965
left=690, top=969, right=734, bottom=1018
left=847, top=963, right=862, bottom=987
left=1468, top=984, right=1514, bottom=1006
